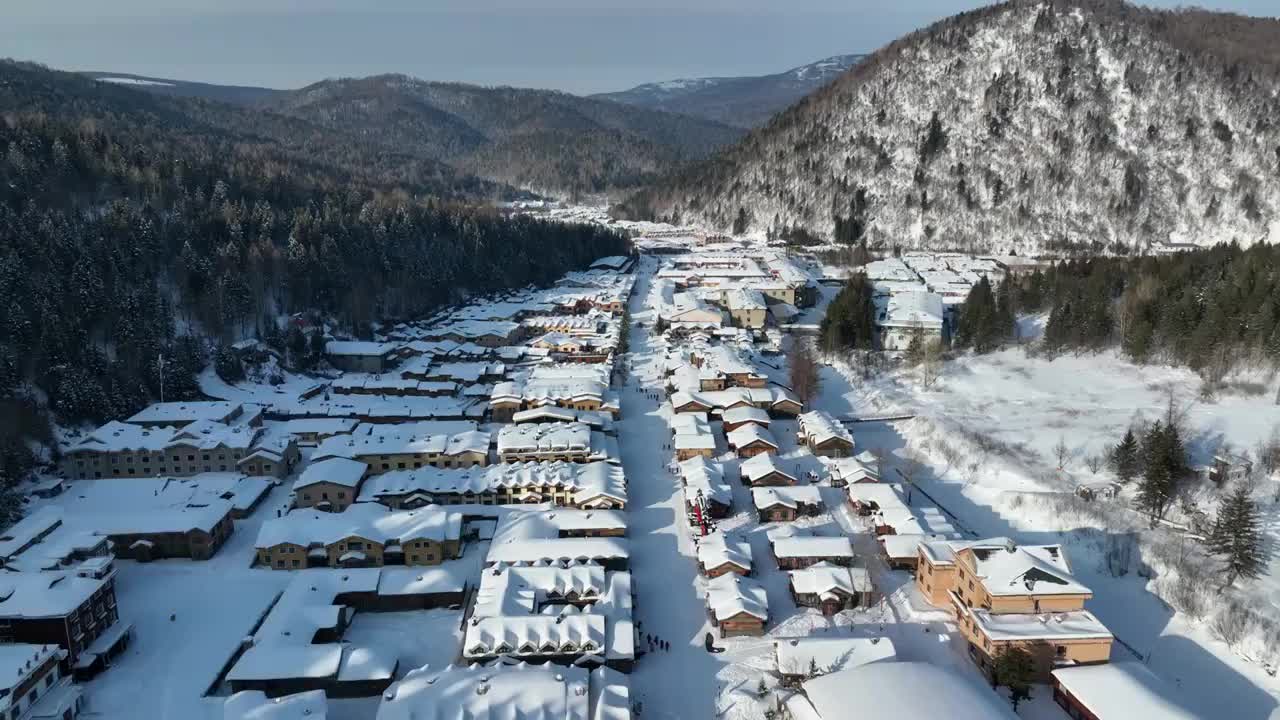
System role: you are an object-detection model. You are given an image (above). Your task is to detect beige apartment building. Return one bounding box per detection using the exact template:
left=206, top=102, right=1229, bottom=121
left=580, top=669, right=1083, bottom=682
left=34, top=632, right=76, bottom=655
left=916, top=539, right=1114, bottom=679
left=63, top=420, right=298, bottom=480
left=254, top=504, right=463, bottom=570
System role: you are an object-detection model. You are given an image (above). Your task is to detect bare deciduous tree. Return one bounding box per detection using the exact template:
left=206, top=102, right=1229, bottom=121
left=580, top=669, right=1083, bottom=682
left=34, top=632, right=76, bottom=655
left=919, top=339, right=944, bottom=389
left=1085, top=453, right=1104, bottom=473
left=1053, top=436, right=1071, bottom=470
left=789, top=339, right=822, bottom=404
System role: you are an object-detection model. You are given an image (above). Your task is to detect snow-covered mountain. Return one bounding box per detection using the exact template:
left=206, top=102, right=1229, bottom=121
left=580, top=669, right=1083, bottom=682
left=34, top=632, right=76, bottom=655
left=618, top=0, right=1280, bottom=254
left=592, top=54, right=865, bottom=128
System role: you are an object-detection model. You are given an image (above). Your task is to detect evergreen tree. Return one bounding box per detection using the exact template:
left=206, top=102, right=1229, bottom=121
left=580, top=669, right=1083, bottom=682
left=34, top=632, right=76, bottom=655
left=286, top=326, right=308, bottom=369
left=214, top=345, right=245, bottom=383
left=1111, top=427, right=1141, bottom=483
left=1136, top=421, right=1186, bottom=521
left=954, top=277, right=1011, bottom=353
left=993, top=646, right=1035, bottom=710
left=309, top=330, right=327, bottom=367
left=820, top=275, right=877, bottom=354
left=1208, top=484, right=1269, bottom=587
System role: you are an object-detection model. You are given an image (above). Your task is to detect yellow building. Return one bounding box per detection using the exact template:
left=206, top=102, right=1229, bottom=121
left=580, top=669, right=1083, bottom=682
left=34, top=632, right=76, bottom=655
left=916, top=538, right=1114, bottom=679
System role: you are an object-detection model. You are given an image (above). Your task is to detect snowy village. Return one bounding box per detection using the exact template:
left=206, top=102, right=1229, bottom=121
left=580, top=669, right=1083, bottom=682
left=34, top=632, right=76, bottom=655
left=0, top=210, right=1266, bottom=720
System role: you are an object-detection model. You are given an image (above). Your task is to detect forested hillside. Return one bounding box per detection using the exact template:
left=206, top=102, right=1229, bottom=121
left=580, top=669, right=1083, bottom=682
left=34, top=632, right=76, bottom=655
left=262, top=76, right=744, bottom=196
left=0, top=60, right=628, bottom=480
left=619, top=0, right=1280, bottom=253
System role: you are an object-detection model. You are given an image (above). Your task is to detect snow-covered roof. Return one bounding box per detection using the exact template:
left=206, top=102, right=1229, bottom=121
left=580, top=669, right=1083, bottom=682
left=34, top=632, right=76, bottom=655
left=846, top=484, right=909, bottom=512
left=590, top=255, right=629, bottom=270
left=223, top=690, right=328, bottom=720
left=705, top=573, right=768, bottom=621
left=789, top=562, right=871, bottom=596
left=0, top=570, right=107, bottom=618
left=797, top=411, right=854, bottom=448
left=826, top=456, right=879, bottom=483
left=0, top=643, right=63, bottom=698
left=969, top=607, right=1112, bottom=642
left=673, top=432, right=716, bottom=451
left=487, top=509, right=628, bottom=565
left=697, top=532, right=752, bottom=572
left=1050, top=663, right=1203, bottom=720
left=800, top=661, right=1018, bottom=720
left=723, top=288, right=767, bottom=311
left=876, top=290, right=944, bottom=330
left=125, top=401, right=243, bottom=426
left=376, top=663, right=594, bottom=720
left=314, top=428, right=490, bottom=460
left=255, top=503, right=463, bottom=549
left=497, top=423, right=592, bottom=454
left=293, top=457, right=368, bottom=491
left=774, top=636, right=895, bottom=676
left=66, top=421, right=176, bottom=453
left=741, top=453, right=796, bottom=483
left=357, top=461, right=626, bottom=506
left=375, top=566, right=468, bottom=597
left=325, top=341, right=398, bottom=358
left=282, top=418, right=359, bottom=436
left=227, top=569, right=408, bottom=685
left=877, top=532, right=958, bottom=560
left=680, top=456, right=732, bottom=507
left=963, top=540, right=1090, bottom=597
left=727, top=424, right=778, bottom=450
left=87, top=500, right=233, bottom=537
left=751, top=485, right=822, bottom=511
left=771, top=535, right=854, bottom=559
left=722, top=406, right=771, bottom=426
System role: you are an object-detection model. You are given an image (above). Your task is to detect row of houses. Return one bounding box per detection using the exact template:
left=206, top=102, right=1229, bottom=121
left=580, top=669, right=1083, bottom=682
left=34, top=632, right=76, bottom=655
left=354, top=460, right=627, bottom=510
left=464, top=561, right=634, bottom=671
left=254, top=504, right=464, bottom=570
left=62, top=418, right=299, bottom=481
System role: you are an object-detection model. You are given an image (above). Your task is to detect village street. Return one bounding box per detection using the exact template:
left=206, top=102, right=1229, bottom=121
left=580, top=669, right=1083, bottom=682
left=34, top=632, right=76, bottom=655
left=621, top=257, right=731, bottom=719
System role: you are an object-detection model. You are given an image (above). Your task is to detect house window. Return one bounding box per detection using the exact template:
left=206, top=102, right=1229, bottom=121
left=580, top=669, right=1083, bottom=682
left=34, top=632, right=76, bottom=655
left=202, top=454, right=210, bottom=461
left=337, top=492, right=346, bottom=499
left=349, top=541, right=364, bottom=551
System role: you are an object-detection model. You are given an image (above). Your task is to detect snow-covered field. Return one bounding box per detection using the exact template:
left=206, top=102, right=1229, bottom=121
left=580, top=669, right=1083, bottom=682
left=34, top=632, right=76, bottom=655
left=810, top=342, right=1280, bottom=718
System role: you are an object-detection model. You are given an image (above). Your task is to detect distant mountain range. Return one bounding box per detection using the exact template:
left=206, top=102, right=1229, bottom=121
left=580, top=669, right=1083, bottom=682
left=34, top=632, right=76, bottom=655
left=80, top=71, right=745, bottom=196
left=83, top=72, right=283, bottom=106
left=258, top=75, right=743, bottom=197
left=618, top=0, right=1280, bottom=254
left=591, top=54, right=866, bottom=128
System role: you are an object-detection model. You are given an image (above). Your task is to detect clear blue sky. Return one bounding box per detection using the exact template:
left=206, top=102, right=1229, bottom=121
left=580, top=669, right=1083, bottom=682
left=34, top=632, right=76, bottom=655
left=4, top=1, right=1276, bottom=93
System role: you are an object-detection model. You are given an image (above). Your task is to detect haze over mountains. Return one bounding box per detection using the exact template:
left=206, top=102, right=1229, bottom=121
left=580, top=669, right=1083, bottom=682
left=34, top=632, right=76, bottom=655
left=83, top=69, right=748, bottom=196
left=620, top=0, right=1280, bottom=254
left=82, top=53, right=874, bottom=195
left=591, top=54, right=866, bottom=128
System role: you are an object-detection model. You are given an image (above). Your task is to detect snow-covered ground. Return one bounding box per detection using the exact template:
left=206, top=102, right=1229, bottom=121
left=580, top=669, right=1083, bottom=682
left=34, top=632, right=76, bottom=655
left=33, top=481, right=297, bottom=719
left=811, top=342, right=1280, bottom=718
